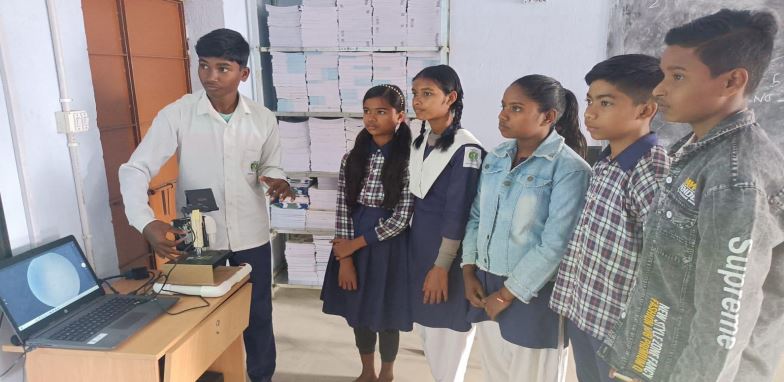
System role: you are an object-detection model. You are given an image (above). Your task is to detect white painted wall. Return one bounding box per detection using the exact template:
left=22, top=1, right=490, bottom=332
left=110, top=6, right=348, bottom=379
left=450, top=0, right=611, bottom=149
left=0, top=1, right=118, bottom=277
left=184, top=0, right=255, bottom=98
left=0, top=53, right=29, bottom=253
left=0, top=0, right=120, bottom=378
left=0, top=48, right=25, bottom=382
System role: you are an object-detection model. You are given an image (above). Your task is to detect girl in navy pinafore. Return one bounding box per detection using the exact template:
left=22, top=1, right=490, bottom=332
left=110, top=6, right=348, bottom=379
left=407, top=65, right=485, bottom=382
left=321, top=84, right=413, bottom=382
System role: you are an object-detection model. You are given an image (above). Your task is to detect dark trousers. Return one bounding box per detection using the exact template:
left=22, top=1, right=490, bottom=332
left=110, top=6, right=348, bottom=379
left=567, top=319, right=614, bottom=382
left=229, top=243, right=275, bottom=382
left=353, top=327, right=400, bottom=363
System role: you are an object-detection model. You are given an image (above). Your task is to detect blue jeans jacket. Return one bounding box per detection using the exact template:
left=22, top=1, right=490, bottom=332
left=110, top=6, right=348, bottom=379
left=462, top=131, right=591, bottom=302
left=599, top=110, right=784, bottom=382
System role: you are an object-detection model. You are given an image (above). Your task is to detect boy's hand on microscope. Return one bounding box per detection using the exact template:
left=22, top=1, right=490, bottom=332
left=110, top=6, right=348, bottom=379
left=261, top=177, right=295, bottom=201
left=142, top=220, right=186, bottom=260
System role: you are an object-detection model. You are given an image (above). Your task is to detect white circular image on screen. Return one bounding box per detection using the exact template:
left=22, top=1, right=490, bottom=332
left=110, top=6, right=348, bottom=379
left=27, top=252, right=81, bottom=308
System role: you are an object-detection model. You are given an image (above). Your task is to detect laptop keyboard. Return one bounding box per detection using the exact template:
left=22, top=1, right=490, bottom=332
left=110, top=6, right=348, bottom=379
left=50, top=297, right=143, bottom=342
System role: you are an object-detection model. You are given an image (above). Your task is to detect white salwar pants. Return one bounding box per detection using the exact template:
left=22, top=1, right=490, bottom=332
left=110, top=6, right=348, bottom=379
left=416, top=323, right=476, bottom=382
left=475, top=321, right=568, bottom=382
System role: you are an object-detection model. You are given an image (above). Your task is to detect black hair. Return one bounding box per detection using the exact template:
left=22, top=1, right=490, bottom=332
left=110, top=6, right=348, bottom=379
left=512, top=75, right=587, bottom=158
left=585, top=54, right=664, bottom=104
left=412, top=65, right=464, bottom=151
left=345, top=85, right=412, bottom=210
left=665, top=8, right=778, bottom=94
left=195, top=28, right=250, bottom=67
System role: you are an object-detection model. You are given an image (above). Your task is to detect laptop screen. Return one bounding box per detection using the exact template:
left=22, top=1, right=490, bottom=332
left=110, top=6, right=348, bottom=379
left=0, top=236, right=101, bottom=336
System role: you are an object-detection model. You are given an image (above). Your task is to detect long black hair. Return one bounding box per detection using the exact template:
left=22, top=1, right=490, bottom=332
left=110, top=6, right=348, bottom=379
left=345, top=85, right=412, bottom=209
left=412, top=65, right=464, bottom=151
left=511, top=75, right=587, bottom=158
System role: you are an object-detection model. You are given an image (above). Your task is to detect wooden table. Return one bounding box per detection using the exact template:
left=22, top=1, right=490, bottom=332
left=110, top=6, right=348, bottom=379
left=2, top=274, right=252, bottom=382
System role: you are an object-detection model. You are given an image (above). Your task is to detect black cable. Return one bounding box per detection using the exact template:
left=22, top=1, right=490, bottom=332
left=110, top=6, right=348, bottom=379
left=163, top=294, right=210, bottom=316
left=129, top=248, right=190, bottom=296
left=100, top=279, right=120, bottom=295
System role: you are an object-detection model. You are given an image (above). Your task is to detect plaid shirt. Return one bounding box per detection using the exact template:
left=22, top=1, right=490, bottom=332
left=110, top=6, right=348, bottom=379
left=335, top=142, right=414, bottom=243
left=551, top=133, right=670, bottom=340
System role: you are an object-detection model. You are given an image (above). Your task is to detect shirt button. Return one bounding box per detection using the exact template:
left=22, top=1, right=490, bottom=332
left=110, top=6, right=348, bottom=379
left=603, top=169, right=609, bottom=175
left=665, top=176, right=673, bottom=184
left=621, top=311, right=627, bottom=319
left=527, top=176, right=533, bottom=182
left=665, top=211, right=673, bottom=219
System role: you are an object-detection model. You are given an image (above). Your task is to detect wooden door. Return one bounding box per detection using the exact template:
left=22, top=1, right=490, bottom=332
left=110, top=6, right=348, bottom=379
left=82, top=0, right=190, bottom=270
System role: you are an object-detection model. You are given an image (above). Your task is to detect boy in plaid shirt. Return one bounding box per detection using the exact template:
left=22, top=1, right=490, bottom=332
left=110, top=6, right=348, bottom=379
left=550, top=54, right=670, bottom=382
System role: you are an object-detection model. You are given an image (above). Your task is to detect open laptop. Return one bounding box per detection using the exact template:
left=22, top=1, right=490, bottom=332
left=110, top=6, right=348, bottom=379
left=0, top=235, right=178, bottom=350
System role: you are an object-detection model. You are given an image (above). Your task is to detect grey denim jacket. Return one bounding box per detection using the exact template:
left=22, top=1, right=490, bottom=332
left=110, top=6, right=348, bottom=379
left=598, top=110, right=784, bottom=381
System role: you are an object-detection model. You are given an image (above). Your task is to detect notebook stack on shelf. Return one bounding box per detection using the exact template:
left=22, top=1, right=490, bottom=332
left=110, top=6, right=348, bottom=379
left=301, top=0, right=339, bottom=47
left=271, top=204, right=307, bottom=230
left=266, top=5, right=302, bottom=47
left=285, top=235, right=319, bottom=285
left=305, top=53, right=341, bottom=112
left=278, top=120, right=311, bottom=172
left=271, top=52, right=308, bottom=111
left=338, top=53, right=373, bottom=113
left=337, top=0, right=372, bottom=47
left=313, top=235, right=333, bottom=284
left=270, top=178, right=312, bottom=230
left=406, top=0, right=441, bottom=47
left=309, top=185, right=338, bottom=211
left=371, top=0, right=407, bottom=47
left=307, top=209, right=337, bottom=231
left=309, top=118, right=346, bottom=172
left=372, top=53, right=408, bottom=92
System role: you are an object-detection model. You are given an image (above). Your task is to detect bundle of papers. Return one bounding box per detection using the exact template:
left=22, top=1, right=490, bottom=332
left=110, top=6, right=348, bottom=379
left=307, top=209, right=337, bottom=231
left=337, top=0, right=372, bottom=47
left=313, top=235, right=333, bottom=282
left=271, top=52, right=308, bottom=111
left=405, top=52, right=441, bottom=112
left=278, top=120, right=311, bottom=172
left=285, top=235, right=319, bottom=285
left=266, top=5, right=302, bottom=47
left=372, top=0, right=407, bottom=47
left=309, top=118, right=346, bottom=172
left=270, top=204, right=307, bottom=230
left=372, top=53, right=407, bottom=92
left=309, top=185, right=339, bottom=210
left=317, top=176, right=340, bottom=190
left=338, top=53, right=373, bottom=113
left=406, top=0, right=441, bottom=46
left=345, top=118, right=365, bottom=150
left=306, top=53, right=341, bottom=112
left=301, top=4, right=339, bottom=47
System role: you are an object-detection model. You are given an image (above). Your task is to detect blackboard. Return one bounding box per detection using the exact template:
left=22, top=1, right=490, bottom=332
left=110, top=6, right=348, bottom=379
left=607, top=0, right=784, bottom=149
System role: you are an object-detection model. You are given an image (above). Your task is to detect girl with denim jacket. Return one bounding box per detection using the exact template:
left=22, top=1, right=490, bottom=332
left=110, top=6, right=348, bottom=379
left=461, top=75, right=591, bottom=382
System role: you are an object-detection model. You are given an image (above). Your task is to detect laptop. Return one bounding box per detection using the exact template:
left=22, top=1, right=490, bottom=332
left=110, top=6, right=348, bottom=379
left=0, top=235, right=178, bottom=350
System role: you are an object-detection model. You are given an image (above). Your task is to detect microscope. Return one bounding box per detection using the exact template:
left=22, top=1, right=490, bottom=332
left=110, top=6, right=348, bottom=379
left=170, top=189, right=231, bottom=266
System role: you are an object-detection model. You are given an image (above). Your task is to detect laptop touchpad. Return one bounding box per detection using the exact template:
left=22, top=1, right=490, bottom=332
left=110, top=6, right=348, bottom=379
left=111, top=312, right=144, bottom=330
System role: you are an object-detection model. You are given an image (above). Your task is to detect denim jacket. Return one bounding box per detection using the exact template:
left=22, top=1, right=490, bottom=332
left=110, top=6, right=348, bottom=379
left=462, top=131, right=591, bottom=302
left=599, top=110, right=784, bottom=382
